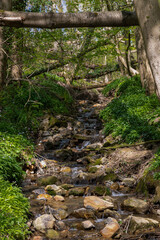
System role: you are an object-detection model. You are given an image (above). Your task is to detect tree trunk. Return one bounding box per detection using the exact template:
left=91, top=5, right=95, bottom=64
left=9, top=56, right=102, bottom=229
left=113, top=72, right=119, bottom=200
left=0, top=0, right=12, bottom=87
left=134, top=0, right=160, bottom=96
left=0, top=11, right=138, bottom=29
left=135, top=28, right=156, bottom=95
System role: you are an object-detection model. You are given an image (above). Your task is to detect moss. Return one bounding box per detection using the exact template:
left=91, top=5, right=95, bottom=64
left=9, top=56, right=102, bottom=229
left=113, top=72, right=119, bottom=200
left=88, top=166, right=98, bottom=173
left=46, top=189, right=56, bottom=196
left=68, top=187, right=85, bottom=196
left=103, top=173, right=118, bottom=182
left=93, top=185, right=111, bottom=196
left=38, top=176, right=58, bottom=186
left=61, top=184, right=74, bottom=190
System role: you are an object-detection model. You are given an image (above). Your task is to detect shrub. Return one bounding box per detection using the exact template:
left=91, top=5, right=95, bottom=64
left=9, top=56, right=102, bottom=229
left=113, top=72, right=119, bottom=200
left=0, top=177, right=29, bottom=240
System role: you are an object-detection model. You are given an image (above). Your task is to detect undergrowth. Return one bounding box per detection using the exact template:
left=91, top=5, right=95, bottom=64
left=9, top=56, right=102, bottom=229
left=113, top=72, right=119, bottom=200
left=100, top=75, right=160, bottom=143
left=0, top=79, right=73, bottom=134
left=0, top=177, right=29, bottom=240
left=0, top=79, right=73, bottom=239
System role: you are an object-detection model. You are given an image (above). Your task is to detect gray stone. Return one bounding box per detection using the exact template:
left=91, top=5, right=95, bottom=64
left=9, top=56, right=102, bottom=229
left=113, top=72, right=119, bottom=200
left=124, top=216, right=159, bottom=234
left=122, top=197, right=149, bottom=214
left=33, top=214, right=55, bottom=233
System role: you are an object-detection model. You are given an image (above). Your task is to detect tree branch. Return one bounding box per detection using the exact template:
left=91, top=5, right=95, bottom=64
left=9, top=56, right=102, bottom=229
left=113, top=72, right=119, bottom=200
left=0, top=11, right=138, bottom=29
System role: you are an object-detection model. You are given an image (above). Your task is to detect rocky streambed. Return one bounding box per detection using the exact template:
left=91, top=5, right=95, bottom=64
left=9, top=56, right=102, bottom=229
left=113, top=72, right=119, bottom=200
left=23, top=90, right=160, bottom=240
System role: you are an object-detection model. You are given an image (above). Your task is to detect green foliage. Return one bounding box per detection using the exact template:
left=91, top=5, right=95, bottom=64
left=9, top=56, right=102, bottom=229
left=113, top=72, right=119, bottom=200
left=0, top=177, right=29, bottom=240
left=0, top=80, right=72, bottom=134
left=100, top=76, right=160, bottom=143
left=0, top=132, right=34, bottom=184
left=148, top=149, right=160, bottom=180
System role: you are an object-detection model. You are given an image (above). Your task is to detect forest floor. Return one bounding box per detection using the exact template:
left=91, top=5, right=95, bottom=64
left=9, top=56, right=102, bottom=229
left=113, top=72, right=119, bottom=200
left=23, top=87, right=160, bottom=240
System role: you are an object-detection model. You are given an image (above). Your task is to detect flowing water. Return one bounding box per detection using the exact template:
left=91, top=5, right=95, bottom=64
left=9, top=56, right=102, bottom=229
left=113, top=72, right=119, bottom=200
left=23, top=92, right=160, bottom=239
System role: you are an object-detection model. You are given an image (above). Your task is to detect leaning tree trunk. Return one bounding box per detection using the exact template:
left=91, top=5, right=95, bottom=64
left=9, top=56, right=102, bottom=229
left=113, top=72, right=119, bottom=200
left=11, top=0, right=26, bottom=81
left=134, top=0, right=160, bottom=97
left=0, top=0, right=12, bottom=87
left=135, top=28, right=156, bottom=95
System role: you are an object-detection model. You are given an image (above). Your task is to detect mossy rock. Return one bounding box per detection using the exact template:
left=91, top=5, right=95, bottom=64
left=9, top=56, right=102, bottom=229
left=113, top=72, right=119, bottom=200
left=88, top=166, right=98, bottom=173
left=136, top=170, right=160, bottom=195
left=61, top=184, right=74, bottom=190
left=38, top=176, right=58, bottom=186
left=46, top=188, right=56, bottom=196
left=92, top=186, right=111, bottom=196
left=46, top=229, right=60, bottom=239
left=90, top=158, right=102, bottom=166
left=103, top=173, right=118, bottom=182
left=68, top=187, right=85, bottom=196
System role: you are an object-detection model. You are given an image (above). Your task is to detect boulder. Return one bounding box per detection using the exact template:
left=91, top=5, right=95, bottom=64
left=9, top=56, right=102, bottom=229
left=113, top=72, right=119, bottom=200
left=124, top=216, right=159, bottom=234
left=84, top=196, right=114, bottom=211
left=82, top=220, right=95, bottom=230
left=33, top=214, right=55, bottom=233
left=73, top=208, right=96, bottom=219
left=122, top=197, right=149, bottom=214
left=68, top=187, right=85, bottom=196
left=45, top=185, right=67, bottom=196
left=123, top=178, right=135, bottom=187
left=37, top=194, right=52, bottom=201
left=38, top=176, right=57, bottom=186
left=153, top=186, right=160, bottom=203
left=52, top=209, right=69, bottom=220
left=46, top=229, right=60, bottom=239
left=100, top=217, right=120, bottom=238
left=54, top=195, right=65, bottom=202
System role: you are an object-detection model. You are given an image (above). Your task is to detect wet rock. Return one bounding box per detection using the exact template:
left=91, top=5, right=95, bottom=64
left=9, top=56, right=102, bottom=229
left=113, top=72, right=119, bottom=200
left=68, top=187, right=85, bottom=196
left=92, top=185, right=111, bottom=196
left=39, top=160, right=47, bottom=168
left=37, top=194, right=53, bottom=201
left=124, top=216, right=159, bottom=234
left=100, top=217, right=120, bottom=239
left=45, top=185, right=67, bottom=196
left=77, top=156, right=92, bottom=165
left=55, top=221, right=67, bottom=230
left=52, top=209, right=69, bottom=220
left=84, top=196, right=114, bottom=211
left=82, top=220, right=95, bottom=230
left=73, top=208, right=96, bottom=219
left=86, top=142, right=102, bottom=149
left=33, top=214, right=55, bottom=233
left=103, top=209, right=121, bottom=220
left=38, top=176, right=57, bottom=186
left=32, top=237, right=43, bottom=240
left=54, top=149, right=74, bottom=161
left=153, top=186, right=160, bottom=203
left=110, top=182, right=119, bottom=191
left=122, top=197, right=149, bottom=214
left=54, top=195, right=65, bottom=202
left=46, top=229, right=60, bottom=239
left=60, top=230, right=69, bottom=238
left=61, top=166, right=71, bottom=174
left=123, top=178, right=135, bottom=187
left=61, top=184, right=74, bottom=190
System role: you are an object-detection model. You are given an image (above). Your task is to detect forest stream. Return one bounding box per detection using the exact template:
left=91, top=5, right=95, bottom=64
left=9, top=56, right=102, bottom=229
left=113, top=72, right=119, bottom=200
left=23, top=89, right=160, bottom=240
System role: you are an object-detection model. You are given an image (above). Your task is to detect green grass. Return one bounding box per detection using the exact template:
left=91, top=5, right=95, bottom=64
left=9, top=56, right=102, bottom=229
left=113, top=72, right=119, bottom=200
left=100, top=76, right=160, bottom=144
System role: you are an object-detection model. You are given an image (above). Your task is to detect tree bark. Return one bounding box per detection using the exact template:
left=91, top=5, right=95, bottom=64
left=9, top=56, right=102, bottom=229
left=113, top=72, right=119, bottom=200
left=0, top=11, right=138, bottom=29
left=134, top=0, right=160, bottom=96
left=0, top=0, right=12, bottom=87
left=135, top=28, right=156, bottom=95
